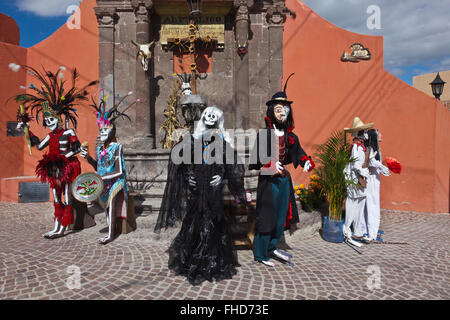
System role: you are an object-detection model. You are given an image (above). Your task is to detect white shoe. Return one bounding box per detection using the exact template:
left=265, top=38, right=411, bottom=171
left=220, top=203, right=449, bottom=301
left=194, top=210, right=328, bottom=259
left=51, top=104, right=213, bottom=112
left=260, top=260, right=275, bottom=267
left=273, top=250, right=290, bottom=262
left=346, top=237, right=363, bottom=248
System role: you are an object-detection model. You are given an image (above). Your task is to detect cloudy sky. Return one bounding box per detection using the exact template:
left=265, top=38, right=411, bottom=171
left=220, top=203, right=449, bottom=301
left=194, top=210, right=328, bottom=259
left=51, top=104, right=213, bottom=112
left=1, top=0, right=449, bottom=84
left=0, top=0, right=80, bottom=47
left=302, top=0, right=450, bottom=84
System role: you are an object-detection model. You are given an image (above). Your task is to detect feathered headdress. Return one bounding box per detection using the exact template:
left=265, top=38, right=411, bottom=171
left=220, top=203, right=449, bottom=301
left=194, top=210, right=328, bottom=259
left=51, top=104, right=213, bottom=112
left=10, top=65, right=98, bottom=129
left=89, top=89, right=140, bottom=128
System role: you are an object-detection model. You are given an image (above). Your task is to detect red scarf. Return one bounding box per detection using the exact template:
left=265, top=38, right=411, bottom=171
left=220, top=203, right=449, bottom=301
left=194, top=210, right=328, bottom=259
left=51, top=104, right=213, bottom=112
left=353, top=138, right=366, bottom=152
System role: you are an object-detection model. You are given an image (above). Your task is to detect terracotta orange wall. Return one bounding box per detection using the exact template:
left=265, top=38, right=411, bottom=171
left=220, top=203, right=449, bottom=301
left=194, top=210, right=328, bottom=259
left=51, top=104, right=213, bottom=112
left=284, top=0, right=449, bottom=213
left=0, top=13, right=20, bottom=45
left=0, top=0, right=99, bottom=200
left=0, top=43, right=27, bottom=181
left=24, top=0, right=99, bottom=177
left=0, top=12, right=27, bottom=197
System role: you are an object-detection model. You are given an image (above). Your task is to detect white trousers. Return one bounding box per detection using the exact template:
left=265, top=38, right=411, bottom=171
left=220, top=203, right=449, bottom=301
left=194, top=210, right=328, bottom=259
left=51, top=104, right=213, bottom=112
left=356, top=174, right=381, bottom=240
left=343, top=196, right=366, bottom=238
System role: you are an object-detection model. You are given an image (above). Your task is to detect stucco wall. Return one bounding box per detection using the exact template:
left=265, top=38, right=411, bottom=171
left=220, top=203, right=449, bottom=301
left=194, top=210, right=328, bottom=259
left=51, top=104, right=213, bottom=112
left=284, top=0, right=449, bottom=213
left=0, top=0, right=99, bottom=201
left=0, top=43, right=27, bottom=181
left=0, top=13, right=20, bottom=45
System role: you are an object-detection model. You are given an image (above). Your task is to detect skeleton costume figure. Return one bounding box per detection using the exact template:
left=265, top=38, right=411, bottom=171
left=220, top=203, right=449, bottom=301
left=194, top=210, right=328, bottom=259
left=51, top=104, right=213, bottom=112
left=178, top=73, right=193, bottom=96
left=343, top=117, right=373, bottom=240
left=156, top=106, right=248, bottom=285
left=355, top=129, right=390, bottom=241
left=81, top=90, right=138, bottom=244
left=249, top=74, right=315, bottom=267
left=14, top=65, right=97, bottom=239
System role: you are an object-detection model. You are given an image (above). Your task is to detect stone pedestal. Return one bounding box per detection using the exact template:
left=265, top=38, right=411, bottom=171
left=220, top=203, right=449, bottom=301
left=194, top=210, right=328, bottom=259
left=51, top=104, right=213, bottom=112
left=94, top=6, right=117, bottom=108
left=94, top=0, right=291, bottom=220
left=266, top=4, right=288, bottom=95
left=233, top=1, right=252, bottom=129
left=132, top=0, right=155, bottom=149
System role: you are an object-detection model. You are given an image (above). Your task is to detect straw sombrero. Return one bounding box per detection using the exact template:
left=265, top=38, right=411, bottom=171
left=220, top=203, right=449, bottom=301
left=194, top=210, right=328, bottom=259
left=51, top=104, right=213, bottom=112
left=344, top=117, right=374, bottom=133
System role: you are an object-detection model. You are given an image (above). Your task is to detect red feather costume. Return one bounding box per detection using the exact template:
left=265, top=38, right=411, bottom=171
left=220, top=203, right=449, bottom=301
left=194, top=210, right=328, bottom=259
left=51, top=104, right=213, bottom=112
left=33, top=129, right=81, bottom=191
left=12, top=65, right=97, bottom=228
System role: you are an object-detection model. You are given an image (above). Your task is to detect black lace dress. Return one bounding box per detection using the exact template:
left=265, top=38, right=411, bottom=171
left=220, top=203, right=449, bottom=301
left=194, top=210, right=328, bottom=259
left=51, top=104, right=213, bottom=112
left=155, top=135, right=247, bottom=285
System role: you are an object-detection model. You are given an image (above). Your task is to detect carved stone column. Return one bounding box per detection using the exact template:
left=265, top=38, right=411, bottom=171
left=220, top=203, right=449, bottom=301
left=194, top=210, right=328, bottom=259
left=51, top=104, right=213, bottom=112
left=131, top=0, right=154, bottom=149
left=94, top=7, right=118, bottom=109
left=266, top=3, right=288, bottom=96
left=233, top=0, right=252, bottom=129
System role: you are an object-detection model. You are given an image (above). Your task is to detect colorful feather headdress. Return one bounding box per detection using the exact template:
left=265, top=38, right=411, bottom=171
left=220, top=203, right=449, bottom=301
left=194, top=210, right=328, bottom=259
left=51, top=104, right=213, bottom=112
left=10, top=64, right=98, bottom=129
left=89, top=89, right=141, bottom=128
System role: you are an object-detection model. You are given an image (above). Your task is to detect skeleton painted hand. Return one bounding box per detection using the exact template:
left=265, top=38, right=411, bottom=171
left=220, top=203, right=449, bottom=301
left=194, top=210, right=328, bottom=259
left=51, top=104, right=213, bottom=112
left=188, top=175, right=197, bottom=189
left=380, top=165, right=390, bottom=176
left=210, top=175, right=222, bottom=187
left=276, top=161, right=284, bottom=174
left=16, top=122, right=29, bottom=130
left=80, top=146, right=89, bottom=159
left=359, top=168, right=370, bottom=179
left=303, top=160, right=311, bottom=172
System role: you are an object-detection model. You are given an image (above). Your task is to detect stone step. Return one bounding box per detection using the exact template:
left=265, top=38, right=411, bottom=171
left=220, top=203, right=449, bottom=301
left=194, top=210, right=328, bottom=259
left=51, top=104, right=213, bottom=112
left=90, top=200, right=322, bottom=245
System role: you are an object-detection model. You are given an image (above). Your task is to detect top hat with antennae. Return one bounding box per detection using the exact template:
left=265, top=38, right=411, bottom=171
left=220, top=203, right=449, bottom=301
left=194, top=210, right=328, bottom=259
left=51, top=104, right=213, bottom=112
left=266, top=73, right=295, bottom=106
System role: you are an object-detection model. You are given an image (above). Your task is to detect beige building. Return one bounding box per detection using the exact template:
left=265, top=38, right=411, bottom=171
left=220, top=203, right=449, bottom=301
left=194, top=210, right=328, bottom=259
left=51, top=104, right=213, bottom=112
left=413, top=70, right=450, bottom=109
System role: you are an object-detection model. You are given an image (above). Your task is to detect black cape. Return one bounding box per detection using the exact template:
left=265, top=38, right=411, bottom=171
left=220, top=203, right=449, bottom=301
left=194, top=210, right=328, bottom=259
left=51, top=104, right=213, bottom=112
left=249, top=117, right=311, bottom=234
left=155, top=134, right=247, bottom=285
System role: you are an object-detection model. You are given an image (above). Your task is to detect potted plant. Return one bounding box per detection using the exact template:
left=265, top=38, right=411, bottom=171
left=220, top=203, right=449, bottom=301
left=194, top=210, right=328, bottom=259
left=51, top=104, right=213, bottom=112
left=294, top=174, right=326, bottom=212
left=313, top=130, right=355, bottom=243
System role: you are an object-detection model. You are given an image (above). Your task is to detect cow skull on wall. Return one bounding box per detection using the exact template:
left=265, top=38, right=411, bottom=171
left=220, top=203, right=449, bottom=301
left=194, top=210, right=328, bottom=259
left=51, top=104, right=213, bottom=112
left=131, top=40, right=155, bottom=72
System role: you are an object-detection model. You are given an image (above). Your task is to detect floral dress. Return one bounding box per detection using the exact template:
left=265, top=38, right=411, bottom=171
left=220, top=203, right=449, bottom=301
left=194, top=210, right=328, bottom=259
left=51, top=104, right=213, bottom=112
left=96, top=142, right=128, bottom=218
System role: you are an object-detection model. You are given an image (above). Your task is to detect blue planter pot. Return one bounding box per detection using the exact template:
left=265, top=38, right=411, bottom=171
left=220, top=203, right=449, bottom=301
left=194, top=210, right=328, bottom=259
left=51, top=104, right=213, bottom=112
left=323, top=216, right=344, bottom=243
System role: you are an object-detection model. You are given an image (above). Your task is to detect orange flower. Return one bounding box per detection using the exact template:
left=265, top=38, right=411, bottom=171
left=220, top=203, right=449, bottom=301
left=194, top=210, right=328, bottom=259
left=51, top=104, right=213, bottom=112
left=296, top=190, right=301, bottom=195
left=299, top=184, right=305, bottom=190
left=294, top=185, right=299, bottom=191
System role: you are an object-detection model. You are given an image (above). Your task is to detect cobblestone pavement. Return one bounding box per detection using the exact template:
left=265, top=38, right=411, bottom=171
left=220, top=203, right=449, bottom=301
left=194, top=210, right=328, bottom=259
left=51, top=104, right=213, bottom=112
left=0, top=202, right=449, bottom=300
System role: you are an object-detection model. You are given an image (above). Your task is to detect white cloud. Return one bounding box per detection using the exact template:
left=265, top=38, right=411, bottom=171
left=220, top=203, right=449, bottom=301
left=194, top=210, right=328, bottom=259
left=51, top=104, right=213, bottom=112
left=390, top=68, right=405, bottom=77
left=16, top=0, right=81, bottom=17
left=301, top=0, right=450, bottom=74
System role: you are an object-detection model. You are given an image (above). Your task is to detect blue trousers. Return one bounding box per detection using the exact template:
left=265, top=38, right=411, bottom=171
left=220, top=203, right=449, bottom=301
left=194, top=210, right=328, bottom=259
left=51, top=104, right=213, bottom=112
left=253, top=176, right=290, bottom=261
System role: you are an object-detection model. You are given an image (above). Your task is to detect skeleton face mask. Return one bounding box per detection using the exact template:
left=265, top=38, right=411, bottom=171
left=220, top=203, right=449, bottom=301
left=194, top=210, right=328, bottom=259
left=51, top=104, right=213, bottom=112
left=44, top=116, right=59, bottom=131
left=181, top=83, right=192, bottom=96
left=273, top=104, right=289, bottom=123
left=99, top=127, right=113, bottom=142
left=203, top=109, right=219, bottom=128
left=352, top=130, right=368, bottom=140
